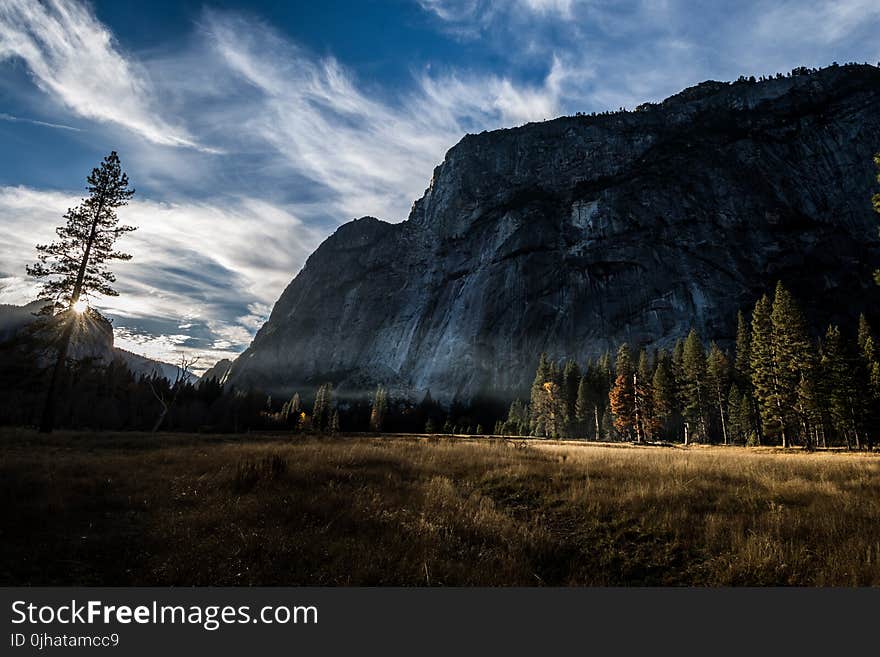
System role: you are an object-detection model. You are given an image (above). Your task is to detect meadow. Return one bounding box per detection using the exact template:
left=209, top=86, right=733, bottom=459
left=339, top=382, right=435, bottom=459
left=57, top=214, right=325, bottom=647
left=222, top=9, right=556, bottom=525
left=1, top=429, right=878, bottom=586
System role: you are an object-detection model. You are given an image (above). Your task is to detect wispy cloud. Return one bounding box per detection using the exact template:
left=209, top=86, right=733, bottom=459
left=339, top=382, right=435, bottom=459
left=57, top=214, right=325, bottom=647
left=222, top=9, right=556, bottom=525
left=203, top=10, right=567, bottom=221
left=0, top=111, right=80, bottom=131
left=0, top=0, right=205, bottom=149
left=416, top=0, right=880, bottom=106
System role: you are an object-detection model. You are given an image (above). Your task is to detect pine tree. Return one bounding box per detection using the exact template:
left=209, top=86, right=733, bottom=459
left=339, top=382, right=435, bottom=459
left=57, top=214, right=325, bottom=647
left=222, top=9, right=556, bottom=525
left=634, top=349, right=654, bottom=442
left=821, top=325, right=861, bottom=448
left=27, top=152, right=135, bottom=433
left=734, top=309, right=761, bottom=439
left=562, top=359, right=582, bottom=437
left=312, top=383, right=334, bottom=432
left=592, top=351, right=614, bottom=440
left=574, top=374, right=590, bottom=439
left=681, top=329, right=708, bottom=443
left=858, top=314, right=872, bottom=355
left=651, top=350, right=676, bottom=441
left=529, top=353, right=553, bottom=436
left=505, top=399, right=529, bottom=436
left=856, top=316, right=879, bottom=449
left=734, top=311, right=751, bottom=383
left=770, top=282, right=814, bottom=448
left=726, top=383, right=745, bottom=443
left=369, top=385, right=389, bottom=432
left=609, top=343, right=635, bottom=440
left=750, top=294, right=774, bottom=446
left=706, top=342, right=730, bottom=445
left=873, top=153, right=880, bottom=285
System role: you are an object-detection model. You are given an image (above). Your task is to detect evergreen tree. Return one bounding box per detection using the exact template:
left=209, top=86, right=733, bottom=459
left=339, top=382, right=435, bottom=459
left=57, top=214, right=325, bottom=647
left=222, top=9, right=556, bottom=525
left=609, top=343, right=635, bottom=440
left=873, top=153, right=880, bottom=285
left=681, top=329, right=708, bottom=443
left=312, top=383, right=334, bottom=432
left=505, top=399, right=529, bottom=436
left=535, top=377, right=567, bottom=438
left=562, top=359, right=582, bottom=437
left=574, top=374, right=590, bottom=439
left=529, top=353, right=553, bottom=436
left=770, top=282, right=814, bottom=448
left=592, top=352, right=614, bottom=440
left=734, top=311, right=751, bottom=383
left=706, top=342, right=731, bottom=445
left=821, top=325, right=862, bottom=449
left=734, top=309, right=761, bottom=439
left=634, top=349, right=654, bottom=442
left=856, top=316, right=879, bottom=449
left=750, top=294, right=774, bottom=446
left=369, top=385, right=389, bottom=432
left=281, top=392, right=301, bottom=426
left=858, top=313, right=872, bottom=355
left=727, top=383, right=745, bottom=443
left=651, top=350, right=677, bottom=440
left=27, top=152, right=136, bottom=433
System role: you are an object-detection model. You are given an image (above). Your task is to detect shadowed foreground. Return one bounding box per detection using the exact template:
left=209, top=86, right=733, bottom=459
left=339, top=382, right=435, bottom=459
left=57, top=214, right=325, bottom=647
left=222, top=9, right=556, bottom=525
left=1, top=430, right=879, bottom=586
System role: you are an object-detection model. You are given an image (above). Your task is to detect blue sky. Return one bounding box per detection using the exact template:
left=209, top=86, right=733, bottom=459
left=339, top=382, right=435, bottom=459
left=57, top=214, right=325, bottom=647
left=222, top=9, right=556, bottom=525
left=1, top=0, right=879, bottom=372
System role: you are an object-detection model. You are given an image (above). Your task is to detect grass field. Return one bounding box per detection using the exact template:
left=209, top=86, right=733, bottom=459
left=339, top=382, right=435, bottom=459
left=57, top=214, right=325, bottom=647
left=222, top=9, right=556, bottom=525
left=1, top=429, right=879, bottom=586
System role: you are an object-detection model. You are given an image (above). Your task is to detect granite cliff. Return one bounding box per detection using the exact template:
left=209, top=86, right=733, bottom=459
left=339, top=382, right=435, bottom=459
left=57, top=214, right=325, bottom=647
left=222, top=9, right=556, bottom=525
left=229, top=64, right=880, bottom=403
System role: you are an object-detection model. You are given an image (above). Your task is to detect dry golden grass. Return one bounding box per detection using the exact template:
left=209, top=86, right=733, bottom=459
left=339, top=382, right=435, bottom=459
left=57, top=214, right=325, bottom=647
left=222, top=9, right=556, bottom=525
left=1, top=429, right=878, bottom=586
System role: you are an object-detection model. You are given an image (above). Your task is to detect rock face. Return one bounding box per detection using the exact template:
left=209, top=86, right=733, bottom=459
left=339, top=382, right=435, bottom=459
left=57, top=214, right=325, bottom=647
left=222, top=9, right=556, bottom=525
left=229, top=64, right=880, bottom=404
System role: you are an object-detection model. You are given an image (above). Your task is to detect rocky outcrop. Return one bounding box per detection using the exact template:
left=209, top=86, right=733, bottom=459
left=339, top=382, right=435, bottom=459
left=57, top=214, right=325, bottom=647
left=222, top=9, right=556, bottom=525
left=200, top=358, right=232, bottom=385
left=0, top=303, right=195, bottom=382
left=229, top=64, right=880, bottom=404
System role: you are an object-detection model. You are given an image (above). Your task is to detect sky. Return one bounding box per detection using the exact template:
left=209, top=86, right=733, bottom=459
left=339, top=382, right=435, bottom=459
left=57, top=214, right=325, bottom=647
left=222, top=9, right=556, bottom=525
left=1, top=0, right=879, bottom=373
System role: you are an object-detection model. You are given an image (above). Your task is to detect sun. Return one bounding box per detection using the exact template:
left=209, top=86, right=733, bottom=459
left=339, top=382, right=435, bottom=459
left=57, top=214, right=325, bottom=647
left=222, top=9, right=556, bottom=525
left=72, top=299, right=88, bottom=314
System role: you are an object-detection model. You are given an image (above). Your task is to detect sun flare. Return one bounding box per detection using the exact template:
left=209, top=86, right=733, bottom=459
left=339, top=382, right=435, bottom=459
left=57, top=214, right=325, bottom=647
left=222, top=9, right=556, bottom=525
left=72, top=299, right=88, bottom=314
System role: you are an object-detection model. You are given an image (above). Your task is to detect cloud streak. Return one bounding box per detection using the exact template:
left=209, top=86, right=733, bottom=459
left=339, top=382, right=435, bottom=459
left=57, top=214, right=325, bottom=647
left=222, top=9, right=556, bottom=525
left=202, top=10, right=567, bottom=221
left=0, top=0, right=205, bottom=149
left=0, top=111, right=80, bottom=131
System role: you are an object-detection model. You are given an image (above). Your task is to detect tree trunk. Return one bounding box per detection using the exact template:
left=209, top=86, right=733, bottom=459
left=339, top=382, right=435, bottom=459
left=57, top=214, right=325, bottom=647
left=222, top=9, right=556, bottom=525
left=752, top=396, right=762, bottom=446
left=38, top=312, right=75, bottom=433
left=70, top=197, right=106, bottom=307
left=151, top=407, right=168, bottom=433
left=594, top=406, right=600, bottom=442
left=717, top=391, right=728, bottom=445
left=38, top=195, right=107, bottom=433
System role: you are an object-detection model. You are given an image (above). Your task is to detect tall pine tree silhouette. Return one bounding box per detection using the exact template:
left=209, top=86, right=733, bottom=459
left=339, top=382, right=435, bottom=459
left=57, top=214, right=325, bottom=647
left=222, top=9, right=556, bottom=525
left=27, top=152, right=135, bottom=433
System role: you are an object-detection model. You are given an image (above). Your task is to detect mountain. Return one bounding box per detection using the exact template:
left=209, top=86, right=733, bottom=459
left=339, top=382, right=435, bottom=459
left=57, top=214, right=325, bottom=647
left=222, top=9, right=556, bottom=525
left=0, top=302, right=198, bottom=383
left=228, top=64, right=880, bottom=404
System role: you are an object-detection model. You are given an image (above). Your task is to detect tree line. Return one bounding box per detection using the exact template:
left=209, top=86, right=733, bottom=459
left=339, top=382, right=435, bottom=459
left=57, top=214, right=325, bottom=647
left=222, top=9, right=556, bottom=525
left=501, top=282, right=879, bottom=449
